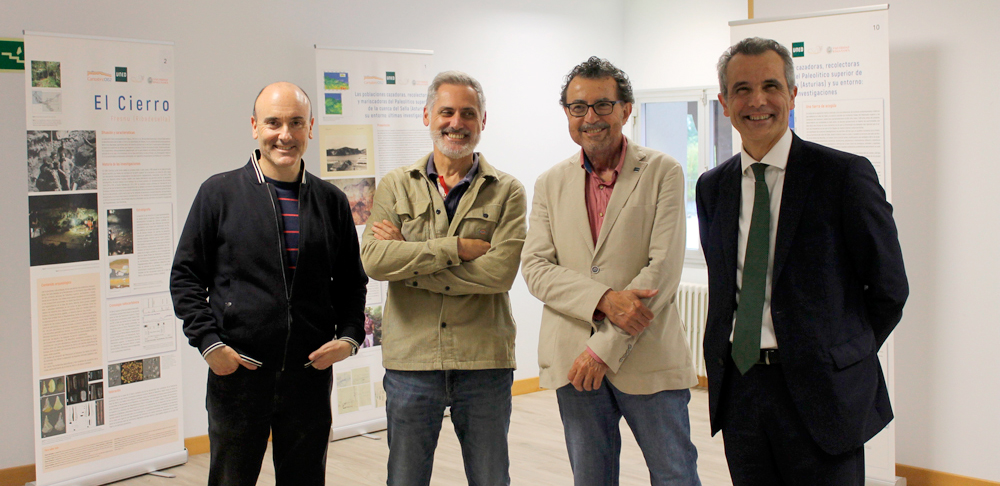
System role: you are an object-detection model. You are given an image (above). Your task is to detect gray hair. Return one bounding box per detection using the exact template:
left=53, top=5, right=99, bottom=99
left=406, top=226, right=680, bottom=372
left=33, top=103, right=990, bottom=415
left=426, top=71, right=486, bottom=114
left=717, top=37, right=796, bottom=98
left=560, top=56, right=634, bottom=105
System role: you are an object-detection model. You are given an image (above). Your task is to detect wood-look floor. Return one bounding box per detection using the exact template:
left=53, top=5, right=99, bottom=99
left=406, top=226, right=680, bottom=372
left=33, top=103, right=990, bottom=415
left=110, top=388, right=731, bottom=485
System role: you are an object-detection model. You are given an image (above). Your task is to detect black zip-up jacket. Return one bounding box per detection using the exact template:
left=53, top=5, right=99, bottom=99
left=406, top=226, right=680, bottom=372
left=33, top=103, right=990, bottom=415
left=171, top=151, right=367, bottom=370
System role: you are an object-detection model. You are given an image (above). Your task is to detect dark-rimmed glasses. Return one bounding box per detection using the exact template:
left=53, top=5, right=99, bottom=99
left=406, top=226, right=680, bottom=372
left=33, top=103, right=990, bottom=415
left=564, top=100, right=625, bottom=117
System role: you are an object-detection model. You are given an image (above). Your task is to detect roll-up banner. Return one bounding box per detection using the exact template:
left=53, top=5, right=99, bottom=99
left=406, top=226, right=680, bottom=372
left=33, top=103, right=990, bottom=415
left=730, top=6, right=900, bottom=485
left=24, top=32, right=186, bottom=486
left=313, top=46, right=433, bottom=441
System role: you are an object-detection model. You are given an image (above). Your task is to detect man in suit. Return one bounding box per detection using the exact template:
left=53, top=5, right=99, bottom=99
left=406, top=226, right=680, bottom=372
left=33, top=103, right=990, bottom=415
left=696, top=37, right=909, bottom=485
left=522, top=57, right=701, bottom=486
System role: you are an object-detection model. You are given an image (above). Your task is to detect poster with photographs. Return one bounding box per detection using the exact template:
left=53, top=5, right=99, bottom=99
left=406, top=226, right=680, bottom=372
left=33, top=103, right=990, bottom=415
left=31, top=60, right=61, bottom=88
left=39, top=370, right=107, bottom=438
left=324, top=71, right=349, bottom=90
left=107, top=208, right=133, bottom=256
left=28, top=192, right=99, bottom=266
left=109, top=258, right=129, bottom=289
left=27, top=130, right=97, bottom=192
left=328, top=177, right=375, bottom=227
left=25, top=32, right=185, bottom=486
left=32, top=91, right=62, bottom=114
left=325, top=92, right=343, bottom=115
left=38, top=376, right=66, bottom=438
left=362, top=305, right=382, bottom=349
left=318, top=124, right=375, bottom=178
left=315, top=46, right=433, bottom=440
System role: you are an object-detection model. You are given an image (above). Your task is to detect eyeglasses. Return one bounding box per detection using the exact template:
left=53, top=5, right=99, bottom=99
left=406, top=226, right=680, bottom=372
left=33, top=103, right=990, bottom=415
left=564, top=100, right=626, bottom=117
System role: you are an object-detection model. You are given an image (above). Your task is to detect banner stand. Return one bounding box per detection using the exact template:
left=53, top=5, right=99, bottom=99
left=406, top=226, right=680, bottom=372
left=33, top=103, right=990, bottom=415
left=24, top=31, right=186, bottom=486
left=313, top=46, right=433, bottom=442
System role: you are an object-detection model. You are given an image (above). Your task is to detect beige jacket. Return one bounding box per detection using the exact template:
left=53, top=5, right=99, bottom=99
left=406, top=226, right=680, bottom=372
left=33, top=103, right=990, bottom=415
left=361, top=153, right=526, bottom=370
left=521, top=140, right=697, bottom=394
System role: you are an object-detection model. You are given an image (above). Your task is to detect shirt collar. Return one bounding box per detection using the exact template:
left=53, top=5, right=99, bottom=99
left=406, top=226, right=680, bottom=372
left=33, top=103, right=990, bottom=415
left=740, top=128, right=792, bottom=173
left=581, top=136, right=629, bottom=175
left=427, top=152, right=480, bottom=185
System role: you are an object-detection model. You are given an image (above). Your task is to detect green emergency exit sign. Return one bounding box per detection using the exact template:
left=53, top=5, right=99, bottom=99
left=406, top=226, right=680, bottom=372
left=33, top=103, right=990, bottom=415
left=1, top=38, right=25, bottom=72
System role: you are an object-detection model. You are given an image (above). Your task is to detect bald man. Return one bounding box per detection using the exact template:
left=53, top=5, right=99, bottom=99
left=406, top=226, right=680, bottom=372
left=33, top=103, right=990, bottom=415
left=171, top=82, right=368, bottom=485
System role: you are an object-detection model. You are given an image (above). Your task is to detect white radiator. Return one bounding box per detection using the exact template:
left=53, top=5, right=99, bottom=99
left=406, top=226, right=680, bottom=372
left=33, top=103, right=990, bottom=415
left=676, top=282, right=709, bottom=383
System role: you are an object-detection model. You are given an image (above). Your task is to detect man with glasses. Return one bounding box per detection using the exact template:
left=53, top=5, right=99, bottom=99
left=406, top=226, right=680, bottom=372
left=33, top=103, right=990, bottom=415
left=361, top=71, right=526, bottom=486
left=522, top=57, right=701, bottom=485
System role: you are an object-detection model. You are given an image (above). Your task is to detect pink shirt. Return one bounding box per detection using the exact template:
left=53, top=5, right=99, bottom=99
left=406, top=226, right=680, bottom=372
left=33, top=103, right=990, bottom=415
left=580, top=137, right=628, bottom=365
left=582, top=137, right=629, bottom=244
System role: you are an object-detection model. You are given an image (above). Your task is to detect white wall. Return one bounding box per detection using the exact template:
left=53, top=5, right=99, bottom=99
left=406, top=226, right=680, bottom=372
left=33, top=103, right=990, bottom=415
left=623, top=0, right=747, bottom=91
left=0, top=0, right=627, bottom=469
left=12, top=2, right=984, bottom=482
left=748, top=1, right=1000, bottom=482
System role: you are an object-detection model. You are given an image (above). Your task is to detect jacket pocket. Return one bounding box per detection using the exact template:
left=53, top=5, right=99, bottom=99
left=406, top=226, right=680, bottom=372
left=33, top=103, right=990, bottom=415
left=829, top=331, right=874, bottom=369
left=219, top=278, right=234, bottom=331
left=219, top=279, right=251, bottom=341
left=460, top=204, right=502, bottom=240
left=396, top=198, right=431, bottom=241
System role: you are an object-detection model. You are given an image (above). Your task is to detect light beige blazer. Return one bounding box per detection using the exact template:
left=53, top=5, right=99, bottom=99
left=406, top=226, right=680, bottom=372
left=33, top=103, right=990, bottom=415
left=521, top=140, right=697, bottom=395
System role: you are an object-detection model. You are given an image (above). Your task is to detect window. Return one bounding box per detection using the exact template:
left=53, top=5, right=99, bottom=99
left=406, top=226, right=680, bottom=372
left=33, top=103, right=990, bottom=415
left=631, top=88, right=734, bottom=265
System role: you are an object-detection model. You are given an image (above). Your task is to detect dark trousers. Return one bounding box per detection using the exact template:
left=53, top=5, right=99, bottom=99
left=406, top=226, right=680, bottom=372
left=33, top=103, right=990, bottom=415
left=206, top=365, right=334, bottom=486
left=719, top=359, right=865, bottom=486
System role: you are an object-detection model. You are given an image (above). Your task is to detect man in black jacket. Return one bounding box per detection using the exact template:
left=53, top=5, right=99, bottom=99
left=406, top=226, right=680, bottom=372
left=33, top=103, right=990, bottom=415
left=171, top=82, right=367, bottom=486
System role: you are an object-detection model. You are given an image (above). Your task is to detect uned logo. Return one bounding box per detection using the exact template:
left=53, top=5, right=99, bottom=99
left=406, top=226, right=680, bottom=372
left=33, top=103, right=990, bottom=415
left=115, top=67, right=128, bottom=82
left=792, top=42, right=805, bottom=58
left=386, top=71, right=396, bottom=85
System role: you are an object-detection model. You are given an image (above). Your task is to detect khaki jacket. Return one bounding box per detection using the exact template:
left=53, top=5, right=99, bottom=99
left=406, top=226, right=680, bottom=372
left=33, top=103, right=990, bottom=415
left=361, top=153, right=526, bottom=370
left=521, top=140, right=697, bottom=394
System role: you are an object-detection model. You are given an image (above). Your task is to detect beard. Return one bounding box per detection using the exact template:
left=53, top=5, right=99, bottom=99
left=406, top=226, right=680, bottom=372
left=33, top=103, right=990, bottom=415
left=431, top=127, right=479, bottom=159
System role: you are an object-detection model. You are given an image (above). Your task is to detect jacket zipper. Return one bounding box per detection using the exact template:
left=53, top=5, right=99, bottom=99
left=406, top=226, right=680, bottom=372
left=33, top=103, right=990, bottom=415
left=266, top=183, right=293, bottom=372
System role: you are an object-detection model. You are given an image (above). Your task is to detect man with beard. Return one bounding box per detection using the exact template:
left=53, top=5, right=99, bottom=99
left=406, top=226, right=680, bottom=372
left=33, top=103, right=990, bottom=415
left=521, top=57, right=701, bottom=485
left=361, top=71, right=527, bottom=486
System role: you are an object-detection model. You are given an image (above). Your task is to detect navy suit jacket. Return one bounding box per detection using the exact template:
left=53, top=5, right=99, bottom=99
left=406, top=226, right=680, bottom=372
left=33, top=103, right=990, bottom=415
left=696, top=132, right=908, bottom=455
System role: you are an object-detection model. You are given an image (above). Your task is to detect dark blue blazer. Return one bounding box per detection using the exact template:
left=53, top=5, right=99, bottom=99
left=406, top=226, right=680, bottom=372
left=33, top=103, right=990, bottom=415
left=695, top=133, right=908, bottom=455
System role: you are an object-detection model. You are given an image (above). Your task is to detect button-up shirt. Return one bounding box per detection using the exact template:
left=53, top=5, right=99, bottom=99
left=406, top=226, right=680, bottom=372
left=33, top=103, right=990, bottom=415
left=582, top=136, right=629, bottom=244
left=427, top=153, right=480, bottom=221
left=581, top=136, right=629, bottom=350
left=733, top=128, right=793, bottom=349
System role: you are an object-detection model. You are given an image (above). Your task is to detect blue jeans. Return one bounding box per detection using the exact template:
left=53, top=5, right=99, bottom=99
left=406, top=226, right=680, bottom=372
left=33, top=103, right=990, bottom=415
left=556, top=381, right=701, bottom=486
left=384, top=369, right=513, bottom=486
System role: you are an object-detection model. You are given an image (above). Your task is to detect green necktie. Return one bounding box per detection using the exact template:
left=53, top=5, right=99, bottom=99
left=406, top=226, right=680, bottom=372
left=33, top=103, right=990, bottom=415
left=733, top=163, right=770, bottom=374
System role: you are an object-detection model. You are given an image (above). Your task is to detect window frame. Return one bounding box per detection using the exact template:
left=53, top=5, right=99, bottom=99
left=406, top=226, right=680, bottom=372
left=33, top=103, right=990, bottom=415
left=629, top=87, right=732, bottom=267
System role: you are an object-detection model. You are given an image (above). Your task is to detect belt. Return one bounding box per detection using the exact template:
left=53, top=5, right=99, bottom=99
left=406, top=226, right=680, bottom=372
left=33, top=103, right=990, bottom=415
left=757, top=349, right=780, bottom=365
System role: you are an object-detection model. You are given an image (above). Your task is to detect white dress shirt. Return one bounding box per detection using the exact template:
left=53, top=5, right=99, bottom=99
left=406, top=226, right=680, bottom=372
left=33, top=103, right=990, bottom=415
left=731, top=128, right=794, bottom=349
